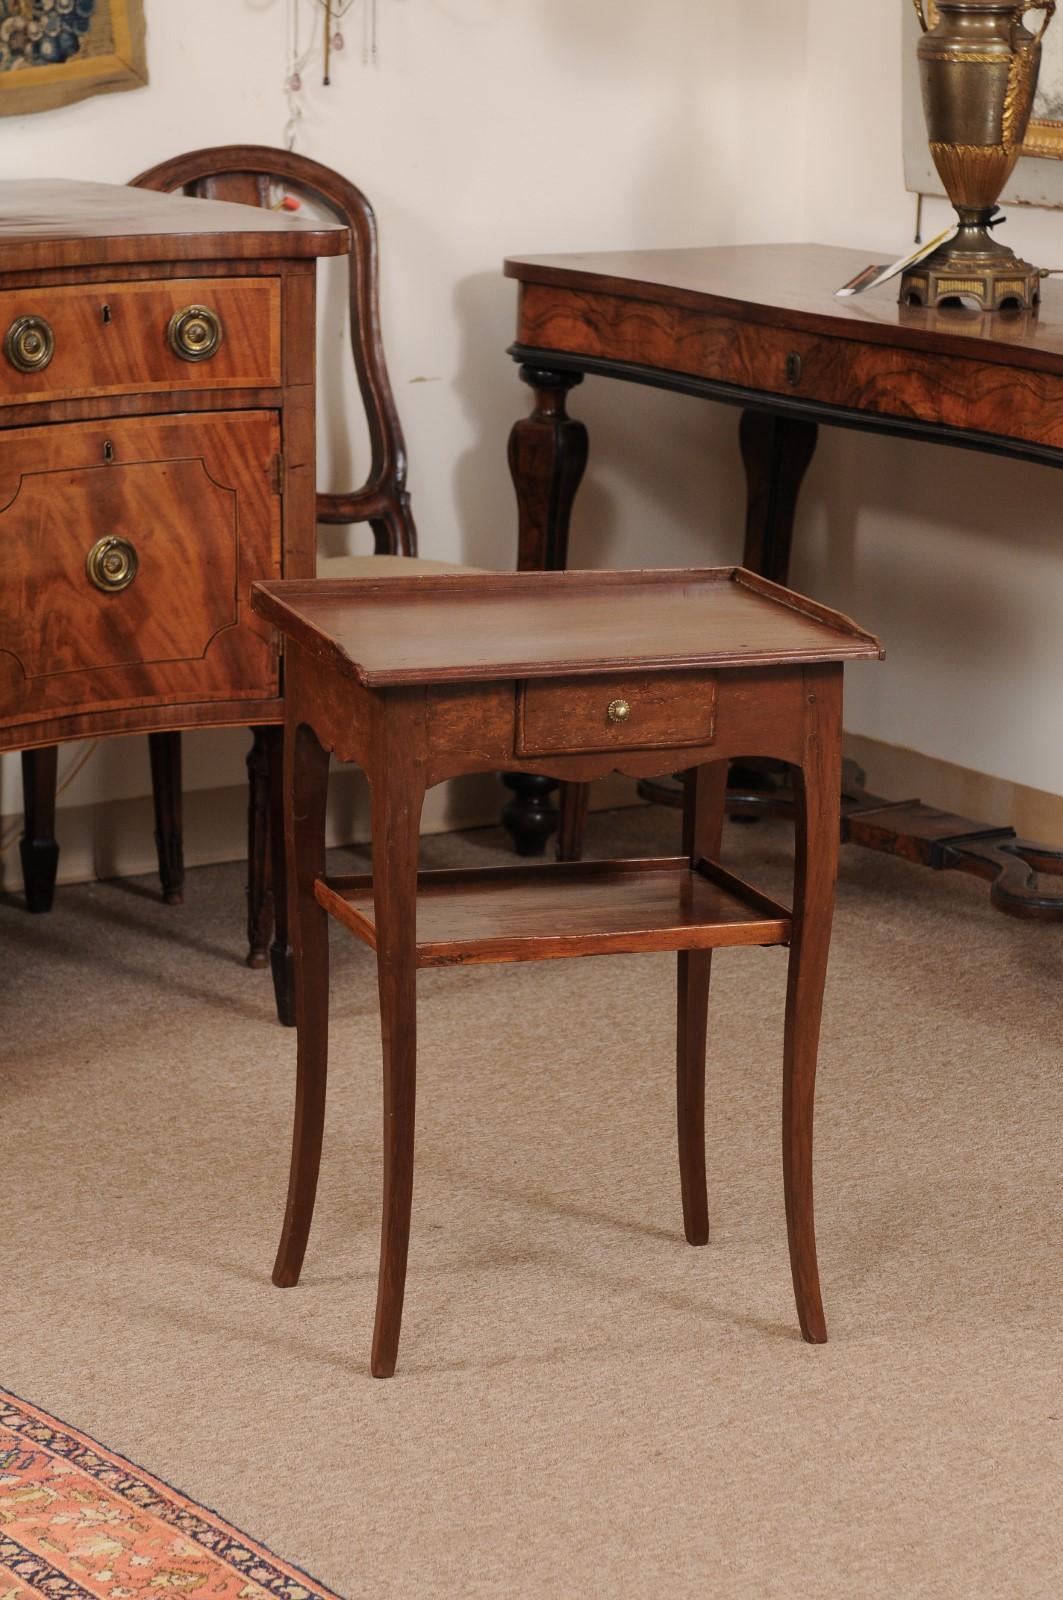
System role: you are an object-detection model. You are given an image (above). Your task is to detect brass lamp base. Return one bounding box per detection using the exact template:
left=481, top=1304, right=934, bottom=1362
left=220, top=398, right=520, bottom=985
left=900, top=217, right=1043, bottom=311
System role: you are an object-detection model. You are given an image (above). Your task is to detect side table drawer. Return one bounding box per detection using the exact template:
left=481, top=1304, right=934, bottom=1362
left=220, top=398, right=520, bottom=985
left=0, top=276, right=280, bottom=404
left=0, top=409, right=281, bottom=730
left=516, top=670, right=717, bottom=756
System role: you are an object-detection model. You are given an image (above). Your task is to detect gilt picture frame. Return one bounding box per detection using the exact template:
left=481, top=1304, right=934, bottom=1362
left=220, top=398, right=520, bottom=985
left=0, top=0, right=147, bottom=120
left=903, top=0, right=1063, bottom=207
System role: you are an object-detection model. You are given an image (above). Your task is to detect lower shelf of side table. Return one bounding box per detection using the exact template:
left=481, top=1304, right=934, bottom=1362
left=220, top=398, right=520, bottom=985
left=315, top=856, right=792, bottom=968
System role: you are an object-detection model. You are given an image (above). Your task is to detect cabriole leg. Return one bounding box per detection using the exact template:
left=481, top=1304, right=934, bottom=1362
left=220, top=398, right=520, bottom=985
left=368, top=746, right=425, bottom=1379
left=676, top=761, right=729, bottom=1245
left=273, top=721, right=331, bottom=1287
left=783, top=667, right=842, bottom=1344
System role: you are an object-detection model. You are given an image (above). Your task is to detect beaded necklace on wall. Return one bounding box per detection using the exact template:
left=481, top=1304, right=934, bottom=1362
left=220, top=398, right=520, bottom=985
left=284, top=0, right=378, bottom=149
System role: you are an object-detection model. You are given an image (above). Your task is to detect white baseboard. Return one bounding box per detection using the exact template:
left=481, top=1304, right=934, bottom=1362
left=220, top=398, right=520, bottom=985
left=844, top=734, right=1063, bottom=849
left=0, top=769, right=643, bottom=893
left=7, top=734, right=1057, bottom=896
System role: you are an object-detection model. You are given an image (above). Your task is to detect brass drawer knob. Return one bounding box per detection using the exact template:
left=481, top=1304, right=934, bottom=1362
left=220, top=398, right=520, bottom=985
left=87, top=536, right=139, bottom=593
left=5, top=314, right=54, bottom=374
left=168, top=304, right=223, bottom=363
left=607, top=697, right=631, bottom=724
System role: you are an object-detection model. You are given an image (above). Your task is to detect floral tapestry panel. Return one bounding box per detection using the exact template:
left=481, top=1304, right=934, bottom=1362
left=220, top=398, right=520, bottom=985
left=0, top=0, right=147, bottom=119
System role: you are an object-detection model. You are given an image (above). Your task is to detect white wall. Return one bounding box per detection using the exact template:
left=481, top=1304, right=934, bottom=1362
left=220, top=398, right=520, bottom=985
left=799, top=0, right=1063, bottom=796
left=4, top=0, right=1063, bottom=876
left=0, top=0, right=812, bottom=869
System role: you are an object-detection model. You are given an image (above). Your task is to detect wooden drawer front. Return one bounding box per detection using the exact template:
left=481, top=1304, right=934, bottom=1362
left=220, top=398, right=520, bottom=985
left=0, top=277, right=280, bottom=404
left=517, top=671, right=716, bottom=757
left=519, top=283, right=1063, bottom=449
left=0, top=410, right=281, bottom=729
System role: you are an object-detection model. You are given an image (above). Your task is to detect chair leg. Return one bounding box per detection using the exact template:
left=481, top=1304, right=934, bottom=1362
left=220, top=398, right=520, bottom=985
left=676, top=761, right=729, bottom=1245
left=556, top=780, right=590, bottom=862
left=246, top=726, right=273, bottom=969
left=20, top=747, right=60, bottom=914
left=148, top=731, right=184, bottom=906
left=266, top=724, right=296, bottom=1027
left=273, top=721, right=332, bottom=1288
left=783, top=673, right=842, bottom=1345
left=368, top=733, right=425, bottom=1379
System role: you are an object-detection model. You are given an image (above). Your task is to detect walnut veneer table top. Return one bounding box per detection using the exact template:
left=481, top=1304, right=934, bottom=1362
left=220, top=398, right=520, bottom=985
left=504, top=241, right=1063, bottom=373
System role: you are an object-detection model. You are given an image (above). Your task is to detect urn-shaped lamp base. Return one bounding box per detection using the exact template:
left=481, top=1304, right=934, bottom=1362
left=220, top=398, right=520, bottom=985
left=900, top=211, right=1043, bottom=310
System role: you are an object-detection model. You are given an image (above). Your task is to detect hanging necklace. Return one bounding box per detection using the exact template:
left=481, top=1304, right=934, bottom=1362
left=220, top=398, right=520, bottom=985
left=311, top=0, right=363, bottom=82
left=284, top=0, right=380, bottom=146
left=284, top=0, right=320, bottom=148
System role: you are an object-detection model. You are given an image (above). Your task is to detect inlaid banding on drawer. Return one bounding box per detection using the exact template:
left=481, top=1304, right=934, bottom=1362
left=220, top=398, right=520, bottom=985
left=516, top=670, right=717, bottom=756
left=518, top=283, right=1063, bottom=450
left=0, top=276, right=281, bottom=403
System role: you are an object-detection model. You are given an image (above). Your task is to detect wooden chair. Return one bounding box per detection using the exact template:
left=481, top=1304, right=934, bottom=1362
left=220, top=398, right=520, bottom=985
left=18, top=146, right=478, bottom=1006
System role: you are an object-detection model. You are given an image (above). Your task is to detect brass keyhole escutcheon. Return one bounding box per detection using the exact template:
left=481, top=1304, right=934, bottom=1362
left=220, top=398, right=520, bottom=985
left=86, top=536, right=139, bottom=593
left=607, top=697, right=631, bottom=725
left=4, top=314, right=55, bottom=374
left=167, top=304, right=223, bottom=363
left=786, top=351, right=803, bottom=387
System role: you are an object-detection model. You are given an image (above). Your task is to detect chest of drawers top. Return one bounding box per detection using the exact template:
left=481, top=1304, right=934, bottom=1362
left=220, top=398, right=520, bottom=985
left=0, top=178, right=349, bottom=274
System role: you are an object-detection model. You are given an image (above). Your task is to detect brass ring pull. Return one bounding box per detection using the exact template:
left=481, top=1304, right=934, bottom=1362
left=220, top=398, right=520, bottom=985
left=1014, top=0, right=1055, bottom=45
left=607, top=698, right=631, bottom=725
left=87, top=536, right=138, bottom=593
left=4, top=314, right=55, bottom=374
left=167, top=304, right=223, bottom=363
left=912, top=0, right=928, bottom=32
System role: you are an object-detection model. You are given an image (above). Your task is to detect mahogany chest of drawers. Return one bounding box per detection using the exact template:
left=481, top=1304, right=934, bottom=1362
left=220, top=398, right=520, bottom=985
left=0, top=179, right=348, bottom=1006
left=0, top=179, right=346, bottom=745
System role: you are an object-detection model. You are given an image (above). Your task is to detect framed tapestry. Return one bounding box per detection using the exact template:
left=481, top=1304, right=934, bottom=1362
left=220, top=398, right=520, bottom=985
left=0, top=0, right=147, bottom=119
left=903, top=0, right=1063, bottom=208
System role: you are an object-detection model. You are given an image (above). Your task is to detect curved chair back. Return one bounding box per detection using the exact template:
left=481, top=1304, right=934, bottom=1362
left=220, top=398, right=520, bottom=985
left=131, top=144, right=417, bottom=556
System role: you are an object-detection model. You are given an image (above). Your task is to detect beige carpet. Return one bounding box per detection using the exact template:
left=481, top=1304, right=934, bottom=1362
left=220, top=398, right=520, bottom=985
left=2, top=806, right=1060, bottom=1599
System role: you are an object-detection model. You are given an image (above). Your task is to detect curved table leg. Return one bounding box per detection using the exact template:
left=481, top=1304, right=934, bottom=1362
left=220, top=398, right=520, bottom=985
left=272, top=721, right=331, bottom=1286
left=783, top=667, right=842, bottom=1345
left=676, top=760, right=729, bottom=1245
left=369, top=714, right=426, bottom=1378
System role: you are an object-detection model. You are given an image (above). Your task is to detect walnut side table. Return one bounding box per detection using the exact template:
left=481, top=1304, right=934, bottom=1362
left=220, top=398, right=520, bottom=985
left=251, top=568, right=883, bottom=1377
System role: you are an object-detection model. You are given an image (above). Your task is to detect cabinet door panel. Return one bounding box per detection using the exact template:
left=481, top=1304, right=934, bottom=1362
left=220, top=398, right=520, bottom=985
left=0, top=410, right=281, bottom=728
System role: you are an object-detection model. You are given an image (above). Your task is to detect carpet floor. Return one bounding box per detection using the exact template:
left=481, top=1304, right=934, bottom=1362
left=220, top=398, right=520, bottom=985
left=1, top=806, right=1060, bottom=1599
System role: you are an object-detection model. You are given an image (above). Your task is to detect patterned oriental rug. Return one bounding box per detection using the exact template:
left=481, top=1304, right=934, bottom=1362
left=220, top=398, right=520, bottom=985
left=0, top=1390, right=341, bottom=1600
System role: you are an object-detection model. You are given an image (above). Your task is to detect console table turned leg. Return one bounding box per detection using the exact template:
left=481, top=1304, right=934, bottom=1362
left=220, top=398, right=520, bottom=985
left=148, top=731, right=185, bottom=906
left=20, top=747, right=60, bottom=914
left=503, top=366, right=589, bottom=857
left=733, top=411, right=821, bottom=810
left=739, top=410, right=818, bottom=585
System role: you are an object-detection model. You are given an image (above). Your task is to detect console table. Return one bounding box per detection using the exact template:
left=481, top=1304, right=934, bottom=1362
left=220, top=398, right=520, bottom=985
left=504, top=242, right=1063, bottom=917
left=0, top=180, right=347, bottom=1020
